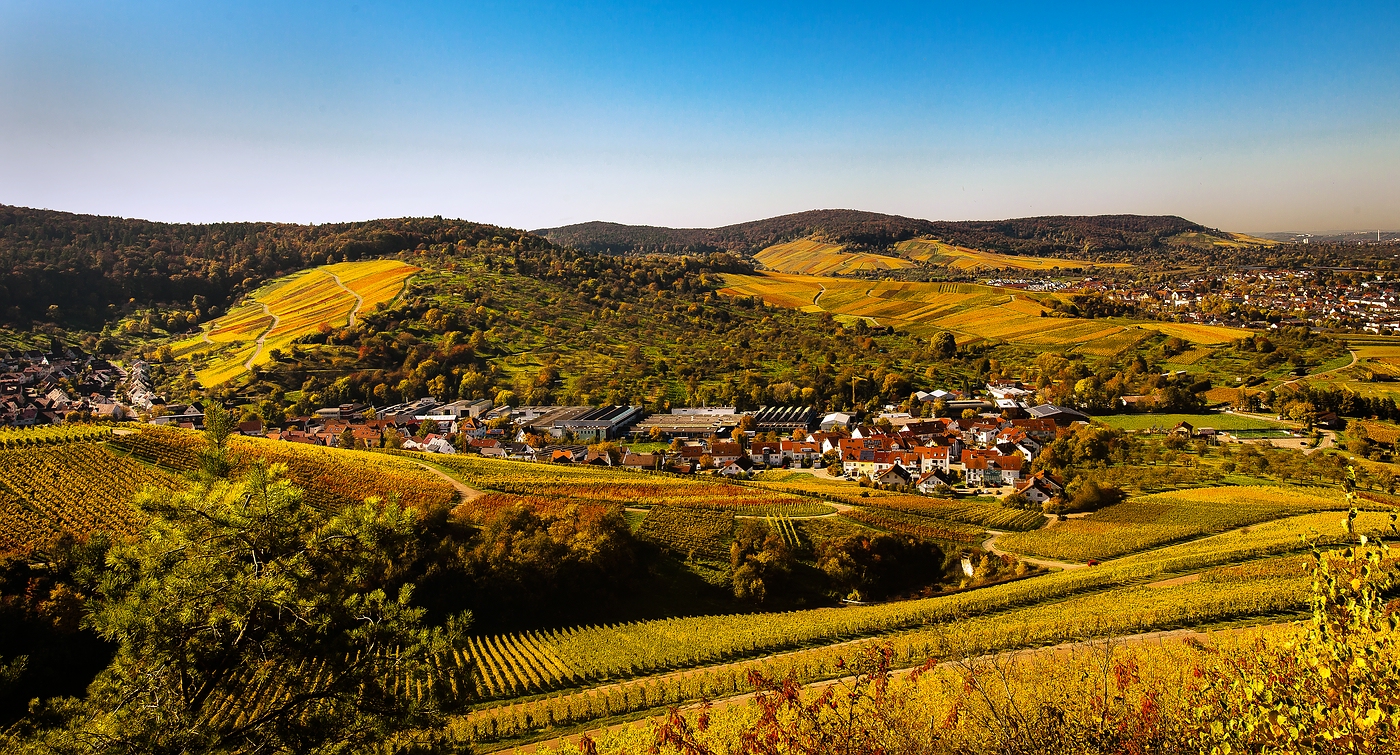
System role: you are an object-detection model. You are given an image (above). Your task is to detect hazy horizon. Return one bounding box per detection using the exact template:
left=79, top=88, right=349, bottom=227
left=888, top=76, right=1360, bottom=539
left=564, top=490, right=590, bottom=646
left=2, top=2, right=1397, bottom=234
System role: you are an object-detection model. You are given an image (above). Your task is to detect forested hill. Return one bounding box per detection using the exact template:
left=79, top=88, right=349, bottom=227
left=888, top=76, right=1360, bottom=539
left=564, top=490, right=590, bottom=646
left=0, top=206, right=548, bottom=325
left=535, top=210, right=1212, bottom=257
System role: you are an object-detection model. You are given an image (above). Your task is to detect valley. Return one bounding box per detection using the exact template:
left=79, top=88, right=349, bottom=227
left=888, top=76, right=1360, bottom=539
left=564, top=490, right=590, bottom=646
left=2, top=205, right=1400, bottom=753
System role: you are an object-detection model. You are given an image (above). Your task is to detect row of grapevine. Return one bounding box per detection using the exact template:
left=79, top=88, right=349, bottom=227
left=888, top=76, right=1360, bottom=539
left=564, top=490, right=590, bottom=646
left=765, top=512, right=801, bottom=548
left=0, top=424, right=113, bottom=449
left=436, top=509, right=1385, bottom=704
left=0, top=443, right=179, bottom=555
left=110, top=426, right=457, bottom=511
left=635, top=505, right=734, bottom=562
left=464, top=633, right=580, bottom=699
left=451, top=572, right=1312, bottom=744
left=840, top=508, right=986, bottom=544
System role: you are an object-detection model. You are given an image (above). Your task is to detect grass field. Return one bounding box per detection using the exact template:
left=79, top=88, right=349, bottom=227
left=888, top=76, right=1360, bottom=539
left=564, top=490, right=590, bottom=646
left=995, top=485, right=1347, bottom=562
left=754, top=239, right=918, bottom=276
left=172, top=259, right=418, bottom=386
left=894, top=238, right=1131, bottom=270
left=1092, top=412, right=1289, bottom=432
left=721, top=272, right=1249, bottom=347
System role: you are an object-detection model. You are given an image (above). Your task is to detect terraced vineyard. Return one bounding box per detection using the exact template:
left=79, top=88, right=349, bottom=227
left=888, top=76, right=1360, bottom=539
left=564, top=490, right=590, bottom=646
left=720, top=271, right=1248, bottom=346
left=429, top=455, right=833, bottom=515
left=754, top=238, right=918, bottom=276
left=0, top=442, right=179, bottom=553
left=0, top=424, right=113, bottom=448
left=171, top=258, right=419, bottom=386
left=894, top=238, right=1131, bottom=271
left=839, top=508, right=985, bottom=543
left=438, top=508, right=1392, bottom=745
left=110, top=425, right=456, bottom=511
left=751, top=475, right=1043, bottom=531
left=856, top=492, right=1044, bottom=531
left=635, top=505, right=735, bottom=562
left=996, top=485, right=1349, bottom=562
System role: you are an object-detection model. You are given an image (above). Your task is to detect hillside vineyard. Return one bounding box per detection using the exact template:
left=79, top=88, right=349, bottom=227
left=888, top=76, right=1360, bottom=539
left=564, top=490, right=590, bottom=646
left=2, top=205, right=1400, bottom=754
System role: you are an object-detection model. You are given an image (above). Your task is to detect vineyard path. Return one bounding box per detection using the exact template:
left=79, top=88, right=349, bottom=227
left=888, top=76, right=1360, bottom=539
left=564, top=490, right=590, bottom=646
left=748, top=467, right=853, bottom=517
left=411, top=461, right=485, bottom=505
left=503, top=623, right=1273, bottom=754
left=328, top=271, right=365, bottom=325
left=243, top=303, right=281, bottom=370
left=981, top=530, right=1086, bottom=571
left=1277, top=348, right=1357, bottom=389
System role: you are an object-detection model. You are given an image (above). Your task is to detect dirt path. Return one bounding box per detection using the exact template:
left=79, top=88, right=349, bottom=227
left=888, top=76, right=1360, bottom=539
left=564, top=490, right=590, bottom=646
left=504, top=624, right=1267, bottom=754
left=243, top=304, right=281, bottom=370
left=328, top=271, right=365, bottom=325
left=981, top=530, right=1085, bottom=571
left=1277, top=349, right=1357, bottom=389
left=412, top=460, right=485, bottom=506
left=812, top=284, right=826, bottom=307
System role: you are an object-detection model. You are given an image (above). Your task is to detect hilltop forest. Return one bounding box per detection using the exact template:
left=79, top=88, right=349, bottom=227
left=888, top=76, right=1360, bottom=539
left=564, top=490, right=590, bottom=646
left=0, top=206, right=546, bottom=326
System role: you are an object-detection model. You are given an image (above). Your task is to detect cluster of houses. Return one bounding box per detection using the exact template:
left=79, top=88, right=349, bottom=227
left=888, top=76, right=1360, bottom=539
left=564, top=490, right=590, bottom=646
left=0, top=365, right=1087, bottom=502
left=0, top=348, right=132, bottom=426
left=826, top=412, right=1070, bottom=493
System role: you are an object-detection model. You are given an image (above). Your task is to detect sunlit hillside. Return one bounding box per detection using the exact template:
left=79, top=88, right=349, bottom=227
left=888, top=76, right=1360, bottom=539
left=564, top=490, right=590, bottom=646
left=170, top=259, right=418, bottom=386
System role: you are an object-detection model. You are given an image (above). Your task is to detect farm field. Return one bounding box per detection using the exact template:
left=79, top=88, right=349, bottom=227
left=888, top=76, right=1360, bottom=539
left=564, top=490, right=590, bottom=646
left=428, top=455, right=834, bottom=515
left=995, top=485, right=1347, bottom=562
left=0, top=424, right=113, bottom=448
left=110, top=425, right=456, bottom=512
left=0, top=440, right=179, bottom=554
left=1092, top=412, right=1289, bottom=432
left=753, top=239, right=917, bottom=276
left=720, top=272, right=1249, bottom=347
left=171, top=259, right=419, bottom=386
left=446, top=508, right=1391, bottom=746
left=749, top=473, right=1044, bottom=531
left=893, top=238, right=1131, bottom=270
left=636, top=505, right=735, bottom=563
left=839, top=508, right=985, bottom=543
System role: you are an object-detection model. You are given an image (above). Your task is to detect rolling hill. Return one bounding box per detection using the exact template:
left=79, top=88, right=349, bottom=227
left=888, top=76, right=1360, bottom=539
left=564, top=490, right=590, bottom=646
left=719, top=272, right=1247, bottom=348
left=535, top=210, right=1238, bottom=261
left=170, top=259, right=419, bottom=386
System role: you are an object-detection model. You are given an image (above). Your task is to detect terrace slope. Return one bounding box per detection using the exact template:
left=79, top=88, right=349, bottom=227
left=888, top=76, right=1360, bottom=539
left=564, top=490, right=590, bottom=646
left=170, top=259, right=418, bottom=385
left=720, top=272, right=1247, bottom=346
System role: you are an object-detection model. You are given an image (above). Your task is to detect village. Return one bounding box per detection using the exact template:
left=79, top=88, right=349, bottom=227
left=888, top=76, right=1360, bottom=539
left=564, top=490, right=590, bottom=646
left=1070, top=268, right=1400, bottom=335
left=138, top=387, right=1089, bottom=500
left=0, top=342, right=1287, bottom=504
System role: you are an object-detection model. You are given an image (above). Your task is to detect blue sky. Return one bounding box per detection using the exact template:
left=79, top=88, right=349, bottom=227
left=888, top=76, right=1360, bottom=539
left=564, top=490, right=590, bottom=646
left=2, top=1, right=1397, bottom=232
